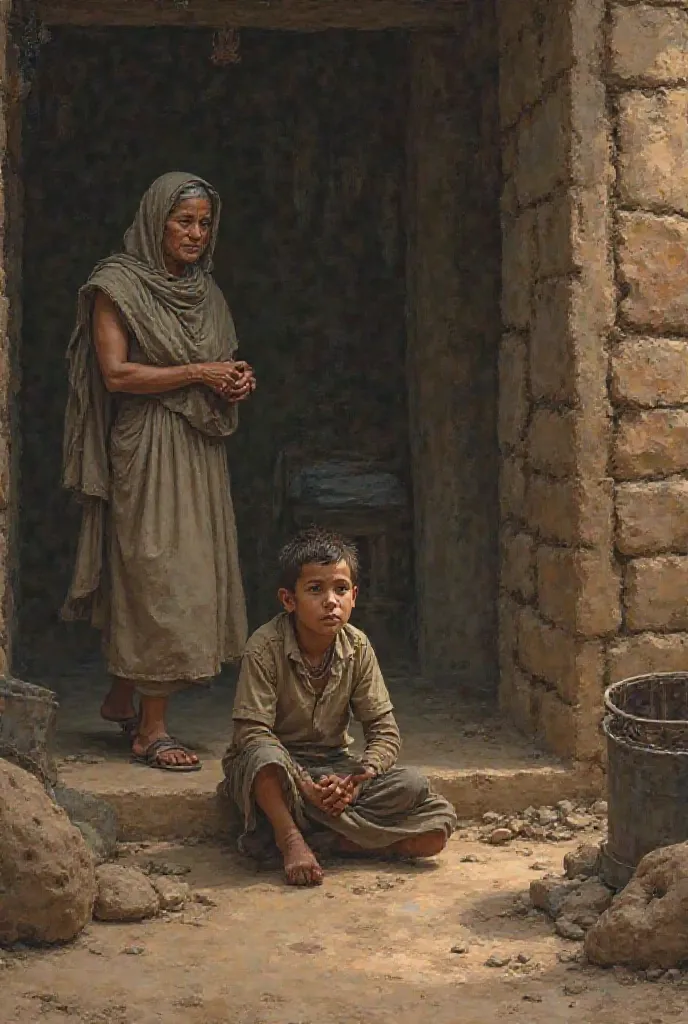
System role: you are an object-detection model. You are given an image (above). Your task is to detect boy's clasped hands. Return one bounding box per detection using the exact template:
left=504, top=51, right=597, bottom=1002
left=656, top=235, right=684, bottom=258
left=298, top=768, right=375, bottom=818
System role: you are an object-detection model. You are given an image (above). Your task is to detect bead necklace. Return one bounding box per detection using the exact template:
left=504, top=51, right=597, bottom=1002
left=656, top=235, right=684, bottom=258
left=303, top=644, right=335, bottom=681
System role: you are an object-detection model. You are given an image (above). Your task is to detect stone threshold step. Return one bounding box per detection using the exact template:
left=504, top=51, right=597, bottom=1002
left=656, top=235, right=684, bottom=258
left=57, top=758, right=605, bottom=841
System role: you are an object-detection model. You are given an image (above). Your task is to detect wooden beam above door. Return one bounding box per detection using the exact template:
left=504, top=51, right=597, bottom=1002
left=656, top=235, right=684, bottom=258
left=36, top=0, right=464, bottom=31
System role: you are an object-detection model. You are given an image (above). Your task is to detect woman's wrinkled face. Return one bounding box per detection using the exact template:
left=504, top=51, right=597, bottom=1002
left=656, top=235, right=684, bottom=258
left=162, top=197, right=212, bottom=274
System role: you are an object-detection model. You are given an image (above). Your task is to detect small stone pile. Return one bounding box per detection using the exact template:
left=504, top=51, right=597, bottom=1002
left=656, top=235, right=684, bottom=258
left=529, top=844, right=613, bottom=941
left=479, top=798, right=608, bottom=847
left=528, top=828, right=688, bottom=973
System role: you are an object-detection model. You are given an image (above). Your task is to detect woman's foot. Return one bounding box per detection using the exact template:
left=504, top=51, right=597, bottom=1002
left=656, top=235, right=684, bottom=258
left=131, top=694, right=199, bottom=769
left=100, top=679, right=137, bottom=730
left=131, top=729, right=200, bottom=769
left=278, top=830, right=324, bottom=886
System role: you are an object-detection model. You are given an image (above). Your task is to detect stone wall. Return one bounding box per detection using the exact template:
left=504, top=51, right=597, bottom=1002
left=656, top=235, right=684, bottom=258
left=607, top=2, right=688, bottom=684
left=497, top=0, right=617, bottom=760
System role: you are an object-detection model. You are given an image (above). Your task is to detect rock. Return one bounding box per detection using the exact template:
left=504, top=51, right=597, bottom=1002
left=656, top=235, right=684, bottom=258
left=151, top=876, right=190, bottom=911
left=485, top=954, right=511, bottom=968
left=558, top=879, right=613, bottom=929
left=530, top=861, right=549, bottom=871
left=451, top=942, right=470, bottom=954
left=555, top=918, right=585, bottom=941
left=0, top=759, right=96, bottom=945
left=645, top=968, right=664, bottom=982
left=563, top=981, right=587, bottom=996
left=460, top=854, right=483, bottom=864
left=52, top=786, right=118, bottom=862
left=93, top=865, right=160, bottom=922
left=666, top=968, right=682, bottom=982
left=557, top=800, right=574, bottom=818
left=591, top=800, right=608, bottom=818
left=564, top=843, right=601, bottom=880
left=123, top=945, right=145, bottom=956
left=537, top=807, right=559, bottom=826
left=585, top=842, right=688, bottom=969
left=530, top=877, right=582, bottom=917
left=507, top=819, right=529, bottom=836
left=489, top=828, right=513, bottom=845
left=516, top=952, right=531, bottom=964
left=482, top=812, right=501, bottom=824
left=564, top=813, right=593, bottom=831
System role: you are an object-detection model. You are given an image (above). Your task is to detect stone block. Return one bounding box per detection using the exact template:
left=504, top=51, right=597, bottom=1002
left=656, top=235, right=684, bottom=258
left=498, top=333, right=529, bottom=451
left=499, top=19, right=541, bottom=129
left=500, top=528, right=535, bottom=600
left=607, top=632, right=688, bottom=684
left=618, top=212, right=688, bottom=334
left=526, top=475, right=613, bottom=548
left=536, top=193, right=575, bottom=279
left=501, top=210, right=536, bottom=330
left=537, top=689, right=603, bottom=761
left=540, top=0, right=573, bottom=85
left=497, top=0, right=538, bottom=55
left=500, top=454, right=526, bottom=522
left=610, top=5, right=688, bottom=85
left=618, top=89, right=688, bottom=215
left=614, top=410, right=688, bottom=480
left=517, top=604, right=604, bottom=706
left=499, top=661, right=536, bottom=737
left=498, top=591, right=520, bottom=674
left=515, top=80, right=570, bottom=207
left=530, top=277, right=576, bottom=404
left=625, top=556, right=688, bottom=631
left=616, top=480, right=688, bottom=555
left=611, top=338, right=688, bottom=407
left=537, top=546, right=621, bottom=637
left=528, top=409, right=576, bottom=479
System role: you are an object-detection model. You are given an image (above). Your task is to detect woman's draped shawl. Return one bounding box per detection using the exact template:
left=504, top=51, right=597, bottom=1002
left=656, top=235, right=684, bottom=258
left=62, top=171, right=239, bottom=623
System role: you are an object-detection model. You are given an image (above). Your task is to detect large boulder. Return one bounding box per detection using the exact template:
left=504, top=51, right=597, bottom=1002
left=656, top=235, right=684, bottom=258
left=585, top=842, right=688, bottom=969
left=0, top=759, right=95, bottom=945
left=94, top=865, right=160, bottom=922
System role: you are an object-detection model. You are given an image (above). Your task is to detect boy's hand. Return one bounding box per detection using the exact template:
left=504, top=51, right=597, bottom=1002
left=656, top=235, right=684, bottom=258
left=297, top=775, right=348, bottom=816
left=317, top=768, right=376, bottom=816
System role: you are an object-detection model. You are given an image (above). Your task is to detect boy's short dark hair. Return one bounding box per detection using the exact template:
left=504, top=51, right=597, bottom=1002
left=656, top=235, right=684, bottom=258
left=278, top=525, right=360, bottom=591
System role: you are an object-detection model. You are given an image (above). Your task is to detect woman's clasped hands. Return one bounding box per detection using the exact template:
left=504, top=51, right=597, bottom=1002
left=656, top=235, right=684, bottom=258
left=201, top=360, right=257, bottom=403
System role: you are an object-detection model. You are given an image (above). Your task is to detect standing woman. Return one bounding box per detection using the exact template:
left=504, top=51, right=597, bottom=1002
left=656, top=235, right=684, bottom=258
left=62, top=172, right=254, bottom=771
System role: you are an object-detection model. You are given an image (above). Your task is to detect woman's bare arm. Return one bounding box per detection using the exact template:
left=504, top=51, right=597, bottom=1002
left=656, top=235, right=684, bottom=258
left=92, top=290, right=238, bottom=395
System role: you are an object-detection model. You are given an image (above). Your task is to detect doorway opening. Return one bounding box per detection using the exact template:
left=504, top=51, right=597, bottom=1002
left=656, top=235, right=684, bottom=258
left=13, top=8, right=502, bottom=726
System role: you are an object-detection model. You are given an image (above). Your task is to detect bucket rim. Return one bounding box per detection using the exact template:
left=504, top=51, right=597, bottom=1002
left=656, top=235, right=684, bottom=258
left=604, top=672, right=688, bottom=728
left=603, top=713, right=688, bottom=756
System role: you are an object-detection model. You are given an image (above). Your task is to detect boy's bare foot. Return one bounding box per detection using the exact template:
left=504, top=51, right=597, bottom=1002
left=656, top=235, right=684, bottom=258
left=279, top=830, right=324, bottom=886
left=335, top=830, right=447, bottom=859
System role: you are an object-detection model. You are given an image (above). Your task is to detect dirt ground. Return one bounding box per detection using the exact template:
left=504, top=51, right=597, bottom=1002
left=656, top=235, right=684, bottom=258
left=4, top=830, right=687, bottom=1024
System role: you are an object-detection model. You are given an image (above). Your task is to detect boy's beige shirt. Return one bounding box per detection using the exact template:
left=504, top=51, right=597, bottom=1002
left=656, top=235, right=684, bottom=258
left=231, top=612, right=396, bottom=760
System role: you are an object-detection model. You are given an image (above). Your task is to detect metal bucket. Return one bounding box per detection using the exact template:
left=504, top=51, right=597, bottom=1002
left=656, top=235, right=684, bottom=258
left=600, top=673, right=688, bottom=889
left=0, top=675, right=59, bottom=787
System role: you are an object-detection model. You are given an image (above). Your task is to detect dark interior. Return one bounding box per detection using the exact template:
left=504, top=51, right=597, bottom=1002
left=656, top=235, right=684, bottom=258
left=17, top=27, right=415, bottom=677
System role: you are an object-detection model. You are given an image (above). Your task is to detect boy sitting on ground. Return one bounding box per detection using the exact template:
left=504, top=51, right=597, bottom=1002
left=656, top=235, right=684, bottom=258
left=221, top=526, right=457, bottom=886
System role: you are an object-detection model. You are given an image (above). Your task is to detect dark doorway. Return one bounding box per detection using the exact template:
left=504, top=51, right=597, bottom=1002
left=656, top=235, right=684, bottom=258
left=18, top=27, right=415, bottom=677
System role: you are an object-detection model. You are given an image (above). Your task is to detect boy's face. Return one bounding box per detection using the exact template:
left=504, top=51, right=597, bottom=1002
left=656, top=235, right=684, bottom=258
left=279, top=560, right=358, bottom=639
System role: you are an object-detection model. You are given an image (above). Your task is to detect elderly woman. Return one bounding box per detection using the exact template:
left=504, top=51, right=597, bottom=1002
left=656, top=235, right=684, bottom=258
left=62, top=172, right=254, bottom=771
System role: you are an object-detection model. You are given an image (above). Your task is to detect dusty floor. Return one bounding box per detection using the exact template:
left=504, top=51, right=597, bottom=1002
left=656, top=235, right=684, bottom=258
left=3, top=830, right=687, bottom=1024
